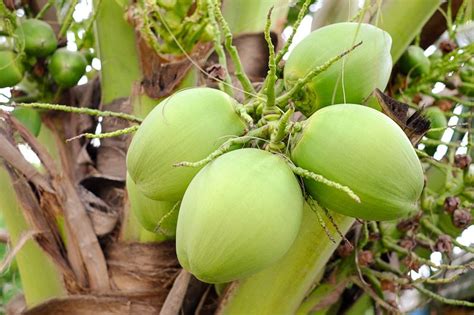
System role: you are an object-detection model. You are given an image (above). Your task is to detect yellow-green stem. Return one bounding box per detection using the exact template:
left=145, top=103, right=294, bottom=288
left=370, top=0, right=440, bottom=62
left=94, top=0, right=142, bottom=105
left=0, top=167, right=66, bottom=307
left=218, top=204, right=354, bottom=315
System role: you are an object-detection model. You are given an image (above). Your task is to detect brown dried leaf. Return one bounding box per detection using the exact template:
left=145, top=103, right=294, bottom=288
left=160, top=269, right=192, bottom=315
left=105, top=241, right=179, bottom=293
left=22, top=293, right=166, bottom=315
left=373, top=89, right=430, bottom=146
left=138, top=38, right=212, bottom=99
left=1, top=115, right=110, bottom=292
left=78, top=185, right=118, bottom=236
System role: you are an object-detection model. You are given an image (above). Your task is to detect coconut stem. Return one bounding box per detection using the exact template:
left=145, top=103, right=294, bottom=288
left=174, top=126, right=269, bottom=168
left=59, top=0, right=79, bottom=39
left=234, top=103, right=254, bottom=127
left=275, top=0, right=312, bottom=65
left=77, top=0, right=102, bottom=50
left=13, top=102, right=143, bottom=123
left=213, top=0, right=256, bottom=100
left=276, top=41, right=362, bottom=106
left=263, top=7, right=278, bottom=118
left=36, top=0, right=55, bottom=19
left=288, top=163, right=361, bottom=203
left=268, top=105, right=294, bottom=152
left=206, top=0, right=234, bottom=96
left=217, top=205, right=354, bottom=314
left=420, top=217, right=474, bottom=254
left=307, top=197, right=336, bottom=244
left=382, top=237, right=472, bottom=271
left=0, top=166, right=67, bottom=306
left=66, top=125, right=139, bottom=142
left=414, top=283, right=474, bottom=307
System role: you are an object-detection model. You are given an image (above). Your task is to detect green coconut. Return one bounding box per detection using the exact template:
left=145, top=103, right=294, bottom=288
left=0, top=51, right=24, bottom=88
left=126, top=173, right=178, bottom=236
left=399, top=45, right=430, bottom=77
left=15, top=19, right=57, bottom=57
left=284, top=22, right=392, bottom=116
left=176, top=148, right=303, bottom=283
left=291, top=104, right=424, bottom=221
left=424, top=106, right=447, bottom=140
left=425, top=164, right=464, bottom=195
left=48, top=48, right=87, bottom=88
left=126, top=87, right=246, bottom=201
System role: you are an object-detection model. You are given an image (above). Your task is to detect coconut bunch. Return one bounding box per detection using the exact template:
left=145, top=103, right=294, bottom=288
left=1, top=18, right=88, bottom=89
left=0, top=17, right=90, bottom=137
left=126, top=22, right=425, bottom=284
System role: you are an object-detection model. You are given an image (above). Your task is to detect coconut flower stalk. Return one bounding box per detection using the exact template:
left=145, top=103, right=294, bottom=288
left=217, top=204, right=354, bottom=314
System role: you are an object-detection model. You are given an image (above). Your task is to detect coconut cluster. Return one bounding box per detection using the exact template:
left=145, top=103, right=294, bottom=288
left=126, top=23, right=424, bottom=283
left=0, top=18, right=89, bottom=136
left=0, top=19, right=88, bottom=89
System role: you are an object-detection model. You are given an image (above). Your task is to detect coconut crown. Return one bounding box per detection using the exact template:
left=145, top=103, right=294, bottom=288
left=291, top=104, right=424, bottom=221
left=284, top=22, right=392, bottom=116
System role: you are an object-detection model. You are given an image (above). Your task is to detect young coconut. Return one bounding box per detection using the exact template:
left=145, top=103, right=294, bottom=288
left=291, top=104, right=424, bottom=221
left=48, top=48, right=87, bottom=88
left=126, top=173, right=178, bottom=236
left=0, top=51, right=24, bottom=88
left=284, top=22, right=392, bottom=116
left=127, top=88, right=246, bottom=201
left=424, top=106, right=447, bottom=140
left=176, top=148, right=303, bottom=283
left=15, top=19, right=57, bottom=57
left=399, top=45, right=430, bottom=77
